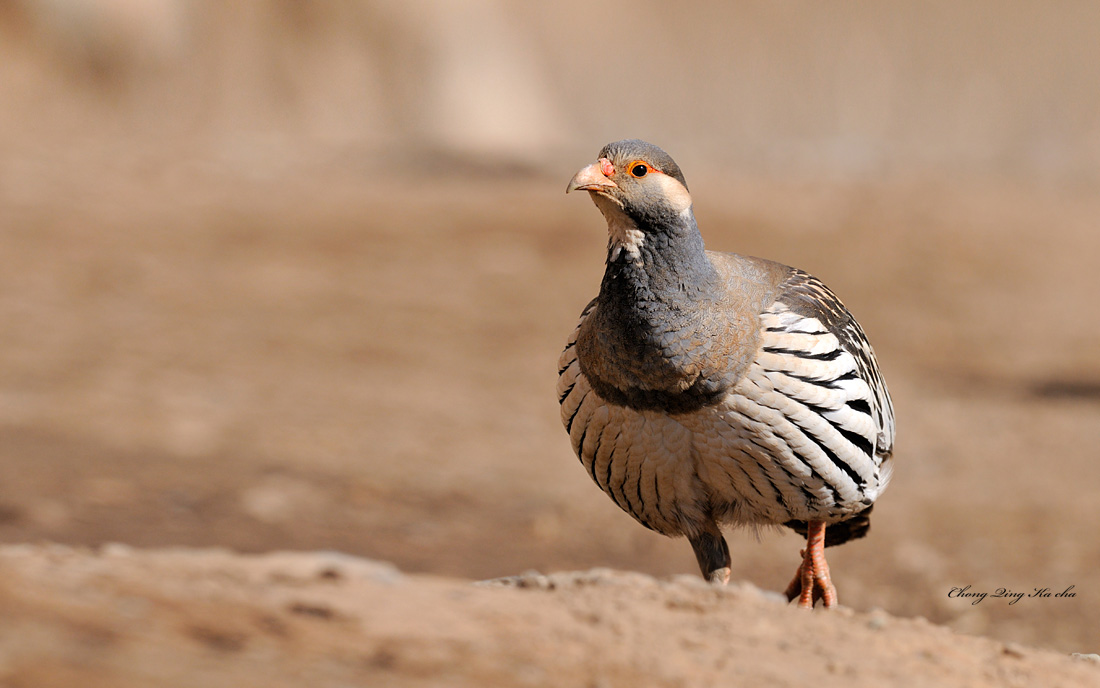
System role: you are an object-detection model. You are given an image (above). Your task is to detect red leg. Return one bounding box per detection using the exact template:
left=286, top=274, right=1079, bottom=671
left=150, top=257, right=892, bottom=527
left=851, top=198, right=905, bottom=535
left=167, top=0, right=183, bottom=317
left=783, top=551, right=805, bottom=601
left=784, top=520, right=837, bottom=609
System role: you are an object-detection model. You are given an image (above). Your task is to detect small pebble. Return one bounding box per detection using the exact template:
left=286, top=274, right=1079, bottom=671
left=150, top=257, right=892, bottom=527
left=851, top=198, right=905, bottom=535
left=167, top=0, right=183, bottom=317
left=100, top=543, right=135, bottom=558
left=517, top=572, right=553, bottom=590
left=867, top=609, right=889, bottom=630
left=1071, top=653, right=1100, bottom=663
left=476, top=570, right=554, bottom=590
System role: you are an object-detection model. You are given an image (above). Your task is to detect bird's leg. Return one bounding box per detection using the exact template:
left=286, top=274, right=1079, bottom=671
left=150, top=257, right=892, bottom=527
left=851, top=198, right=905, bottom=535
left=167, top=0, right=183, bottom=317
left=689, top=523, right=731, bottom=585
left=783, top=520, right=837, bottom=609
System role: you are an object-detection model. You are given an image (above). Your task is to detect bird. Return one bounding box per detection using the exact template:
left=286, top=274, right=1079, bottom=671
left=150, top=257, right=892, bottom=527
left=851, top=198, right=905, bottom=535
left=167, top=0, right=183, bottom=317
left=557, top=139, right=894, bottom=608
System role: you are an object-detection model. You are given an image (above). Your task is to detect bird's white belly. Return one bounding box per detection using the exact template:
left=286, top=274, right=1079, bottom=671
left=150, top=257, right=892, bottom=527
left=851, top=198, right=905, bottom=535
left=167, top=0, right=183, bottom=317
left=560, top=366, right=883, bottom=537
left=561, top=371, right=707, bottom=536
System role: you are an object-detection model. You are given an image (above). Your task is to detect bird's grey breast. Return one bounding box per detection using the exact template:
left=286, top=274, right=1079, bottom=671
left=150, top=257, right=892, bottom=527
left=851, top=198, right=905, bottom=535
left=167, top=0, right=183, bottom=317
left=575, top=253, right=788, bottom=414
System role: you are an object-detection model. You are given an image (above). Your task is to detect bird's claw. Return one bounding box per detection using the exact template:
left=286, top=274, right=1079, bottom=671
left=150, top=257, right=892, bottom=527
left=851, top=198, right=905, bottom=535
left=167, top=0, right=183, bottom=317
left=783, top=523, right=837, bottom=609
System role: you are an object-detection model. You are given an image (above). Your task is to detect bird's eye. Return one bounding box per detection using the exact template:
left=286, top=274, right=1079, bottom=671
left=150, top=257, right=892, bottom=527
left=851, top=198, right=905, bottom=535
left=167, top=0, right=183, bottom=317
left=630, top=163, right=649, bottom=178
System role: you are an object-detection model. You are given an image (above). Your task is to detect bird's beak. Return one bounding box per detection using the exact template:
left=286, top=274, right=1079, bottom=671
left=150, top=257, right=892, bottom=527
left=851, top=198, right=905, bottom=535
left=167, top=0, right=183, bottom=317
left=566, top=159, right=618, bottom=194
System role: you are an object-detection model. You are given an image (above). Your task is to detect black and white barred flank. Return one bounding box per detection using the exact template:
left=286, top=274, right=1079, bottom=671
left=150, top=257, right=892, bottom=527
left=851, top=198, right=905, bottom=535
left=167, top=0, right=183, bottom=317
left=557, top=267, right=894, bottom=545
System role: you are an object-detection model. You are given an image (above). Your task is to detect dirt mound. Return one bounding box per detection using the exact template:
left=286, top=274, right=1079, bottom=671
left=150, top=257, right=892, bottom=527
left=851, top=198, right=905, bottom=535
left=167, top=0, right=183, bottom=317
left=0, top=545, right=1095, bottom=687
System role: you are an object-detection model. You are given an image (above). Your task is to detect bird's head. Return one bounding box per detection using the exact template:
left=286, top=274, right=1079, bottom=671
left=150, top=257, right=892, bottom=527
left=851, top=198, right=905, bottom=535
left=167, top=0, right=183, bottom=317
left=567, top=140, right=694, bottom=259
left=567, top=140, right=686, bottom=222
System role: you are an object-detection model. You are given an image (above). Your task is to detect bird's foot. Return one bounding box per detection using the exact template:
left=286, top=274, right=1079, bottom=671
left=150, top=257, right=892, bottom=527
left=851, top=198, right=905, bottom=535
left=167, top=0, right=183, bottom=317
left=783, top=521, right=837, bottom=609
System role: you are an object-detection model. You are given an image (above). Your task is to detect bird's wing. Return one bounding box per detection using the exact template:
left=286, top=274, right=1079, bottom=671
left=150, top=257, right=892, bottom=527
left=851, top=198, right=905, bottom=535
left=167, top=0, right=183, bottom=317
left=761, top=268, right=895, bottom=463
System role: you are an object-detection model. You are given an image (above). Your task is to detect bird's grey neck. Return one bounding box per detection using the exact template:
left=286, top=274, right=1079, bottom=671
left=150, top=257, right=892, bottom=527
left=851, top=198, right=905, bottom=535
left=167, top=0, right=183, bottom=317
left=578, top=207, right=731, bottom=413
left=599, top=209, right=718, bottom=306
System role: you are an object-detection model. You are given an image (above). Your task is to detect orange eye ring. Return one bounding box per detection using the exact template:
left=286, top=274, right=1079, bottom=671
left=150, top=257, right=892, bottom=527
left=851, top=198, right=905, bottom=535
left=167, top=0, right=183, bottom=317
left=628, top=161, right=653, bottom=178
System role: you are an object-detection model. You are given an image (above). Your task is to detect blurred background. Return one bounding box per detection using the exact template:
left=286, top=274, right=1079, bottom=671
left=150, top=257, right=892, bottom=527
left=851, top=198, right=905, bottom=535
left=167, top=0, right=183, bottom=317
left=1, top=0, right=1098, bottom=655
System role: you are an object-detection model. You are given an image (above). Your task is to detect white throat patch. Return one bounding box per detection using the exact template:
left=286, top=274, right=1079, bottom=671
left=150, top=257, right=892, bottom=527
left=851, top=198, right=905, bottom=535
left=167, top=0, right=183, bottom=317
left=591, top=193, right=644, bottom=262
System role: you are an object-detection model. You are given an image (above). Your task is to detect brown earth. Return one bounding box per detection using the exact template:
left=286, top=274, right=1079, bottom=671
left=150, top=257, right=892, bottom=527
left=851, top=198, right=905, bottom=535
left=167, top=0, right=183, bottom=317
left=1, top=160, right=1100, bottom=684
left=0, top=544, right=1098, bottom=688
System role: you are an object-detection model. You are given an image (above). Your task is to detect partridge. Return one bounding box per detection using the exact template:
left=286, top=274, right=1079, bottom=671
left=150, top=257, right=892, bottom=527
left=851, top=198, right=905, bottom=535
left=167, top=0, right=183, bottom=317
left=557, top=140, right=895, bottom=608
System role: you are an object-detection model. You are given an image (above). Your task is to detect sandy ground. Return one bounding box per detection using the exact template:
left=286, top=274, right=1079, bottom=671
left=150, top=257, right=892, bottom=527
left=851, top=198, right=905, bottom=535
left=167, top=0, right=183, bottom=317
left=0, top=545, right=1098, bottom=688
left=1, top=163, right=1100, bottom=682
